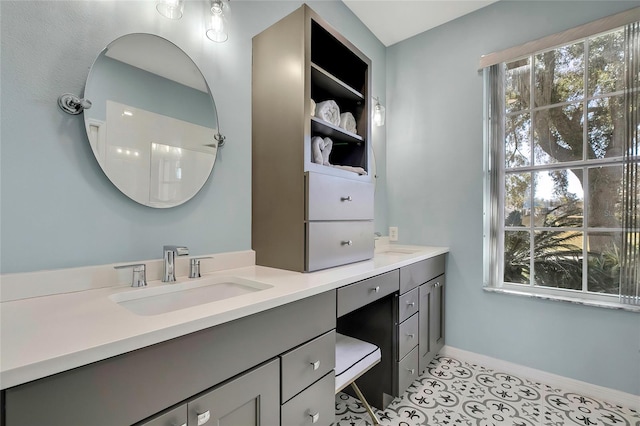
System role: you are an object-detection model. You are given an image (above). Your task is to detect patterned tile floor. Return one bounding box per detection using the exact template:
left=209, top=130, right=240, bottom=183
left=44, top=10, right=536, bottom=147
left=333, top=355, right=640, bottom=426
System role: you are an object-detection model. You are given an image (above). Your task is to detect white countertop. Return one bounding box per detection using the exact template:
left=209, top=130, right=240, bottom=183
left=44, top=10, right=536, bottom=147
left=0, top=245, right=448, bottom=390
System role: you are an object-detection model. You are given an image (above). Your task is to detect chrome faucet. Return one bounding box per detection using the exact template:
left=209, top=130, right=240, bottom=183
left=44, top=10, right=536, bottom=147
left=163, top=245, right=189, bottom=282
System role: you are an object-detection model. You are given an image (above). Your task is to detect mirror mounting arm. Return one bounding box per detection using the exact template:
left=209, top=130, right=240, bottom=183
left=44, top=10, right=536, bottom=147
left=58, top=93, right=92, bottom=115
left=214, top=132, right=226, bottom=147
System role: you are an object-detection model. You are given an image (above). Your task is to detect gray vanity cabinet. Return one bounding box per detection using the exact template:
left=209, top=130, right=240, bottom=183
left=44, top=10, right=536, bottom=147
left=140, top=360, right=280, bottom=426
left=4, top=291, right=336, bottom=426
left=399, top=254, right=446, bottom=376
left=139, top=404, right=187, bottom=426
left=187, top=359, right=280, bottom=426
left=252, top=4, right=374, bottom=272
left=419, top=274, right=446, bottom=373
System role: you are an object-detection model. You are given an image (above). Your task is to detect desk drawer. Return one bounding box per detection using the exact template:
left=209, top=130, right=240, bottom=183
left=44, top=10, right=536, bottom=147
left=306, top=172, right=374, bottom=221
left=281, top=372, right=335, bottom=426
left=397, top=346, right=419, bottom=396
left=307, top=221, right=374, bottom=272
left=281, top=330, right=336, bottom=403
left=398, top=313, right=418, bottom=361
left=398, top=287, right=419, bottom=323
left=399, top=254, right=446, bottom=293
left=337, top=270, right=399, bottom=317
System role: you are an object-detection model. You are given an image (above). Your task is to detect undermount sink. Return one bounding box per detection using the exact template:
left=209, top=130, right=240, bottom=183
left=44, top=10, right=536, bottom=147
left=377, top=247, right=422, bottom=255
left=110, top=276, right=272, bottom=316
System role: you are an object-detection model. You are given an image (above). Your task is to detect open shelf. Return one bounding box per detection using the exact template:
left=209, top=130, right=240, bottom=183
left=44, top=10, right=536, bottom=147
left=311, top=117, right=364, bottom=144
left=311, top=63, right=364, bottom=102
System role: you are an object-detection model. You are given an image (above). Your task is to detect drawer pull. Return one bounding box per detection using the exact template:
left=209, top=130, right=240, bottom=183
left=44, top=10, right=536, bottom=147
left=341, top=240, right=353, bottom=246
left=311, top=360, right=321, bottom=370
left=407, top=301, right=416, bottom=307
left=340, top=196, right=353, bottom=202
left=372, top=286, right=380, bottom=293
left=406, top=333, right=415, bottom=339
left=310, top=412, right=320, bottom=423
left=407, top=368, right=416, bottom=375
left=197, top=410, right=211, bottom=425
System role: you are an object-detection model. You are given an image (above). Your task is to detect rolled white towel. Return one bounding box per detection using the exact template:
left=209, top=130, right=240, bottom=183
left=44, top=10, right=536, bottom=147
left=311, top=136, right=324, bottom=165
left=339, top=112, right=357, bottom=134
left=322, top=137, right=332, bottom=166
left=333, top=165, right=367, bottom=175
left=311, top=136, right=333, bottom=166
left=315, top=100, right=340, bottom=127
left=310, top=99, right=316, bottom=116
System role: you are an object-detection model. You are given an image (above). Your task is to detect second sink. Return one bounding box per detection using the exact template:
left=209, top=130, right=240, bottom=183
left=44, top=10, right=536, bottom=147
left=110, top=276, right=273, bottom=316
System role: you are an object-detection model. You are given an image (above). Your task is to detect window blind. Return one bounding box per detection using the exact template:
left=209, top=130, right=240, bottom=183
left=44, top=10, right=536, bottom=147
left=620, top=21, right=640, bottom=305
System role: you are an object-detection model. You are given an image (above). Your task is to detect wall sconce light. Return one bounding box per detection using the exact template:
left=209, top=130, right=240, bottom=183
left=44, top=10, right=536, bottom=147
left=206, top=0, right=230, bottom=43
left=155, top=0, right=230, bottom=43
left=156, top=0, right=184, bottom=20
left=372, top=97, right=386, bottom=127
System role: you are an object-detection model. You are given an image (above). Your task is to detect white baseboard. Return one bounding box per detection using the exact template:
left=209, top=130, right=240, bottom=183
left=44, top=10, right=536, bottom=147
left=440, top=345, right=640, bottom=410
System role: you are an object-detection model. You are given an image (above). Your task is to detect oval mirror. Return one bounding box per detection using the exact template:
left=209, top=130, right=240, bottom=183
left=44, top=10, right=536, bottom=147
left=83, top=33, right=221, bottom=208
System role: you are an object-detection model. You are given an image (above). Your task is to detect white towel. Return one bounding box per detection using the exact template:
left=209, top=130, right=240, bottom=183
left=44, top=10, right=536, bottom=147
left=339, top=112, right=357, bottom=134
left=311, top=136, right=333, bottom=166
left=333, top=165, right=367, bottom=175
left=314, top=100, right=340, bottom=127
left=310, top=99, right=316, bottom=116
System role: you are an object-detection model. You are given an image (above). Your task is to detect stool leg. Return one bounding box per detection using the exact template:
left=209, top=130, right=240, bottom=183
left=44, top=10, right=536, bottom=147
left=350, top=382, right=380, bottom=426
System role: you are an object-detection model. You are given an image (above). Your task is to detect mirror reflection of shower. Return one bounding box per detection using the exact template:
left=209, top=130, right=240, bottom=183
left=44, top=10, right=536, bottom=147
left=82, top=33, right=221, bottom=208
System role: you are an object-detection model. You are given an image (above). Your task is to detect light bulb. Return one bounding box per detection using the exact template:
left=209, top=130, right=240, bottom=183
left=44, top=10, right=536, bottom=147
left=156, top=0, right=184, bottom=20
left=373, top=99, right=385, bottom=127
left=206, top=0, right=229, bottom=43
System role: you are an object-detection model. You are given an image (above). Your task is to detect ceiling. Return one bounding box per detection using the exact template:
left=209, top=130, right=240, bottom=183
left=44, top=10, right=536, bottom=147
left=342, top=0, right=499, bottom=46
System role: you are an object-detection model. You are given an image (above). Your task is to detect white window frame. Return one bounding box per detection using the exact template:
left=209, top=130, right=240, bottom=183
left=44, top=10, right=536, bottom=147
left=482, top=14, right=640, bottom=312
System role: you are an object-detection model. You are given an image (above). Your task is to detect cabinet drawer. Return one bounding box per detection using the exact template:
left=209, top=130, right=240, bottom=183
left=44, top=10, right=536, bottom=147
left=398, top=313, right=418, bottom=361
left=399, top=254, right=446, bottom=293
left=397, top=346, right=419, bottom=396
left=398, top=287, right=419, bottom=323
left=281, top=372, right=335, bottom=426
left=337, top=269, right=399, bottom=317
left=306, top=172, right=374, bottom=221
left=281, top=330, right=336, bottom=403
left=139, top=405, right=187, bottom=426
left=307, top=221, right=374, bottom=271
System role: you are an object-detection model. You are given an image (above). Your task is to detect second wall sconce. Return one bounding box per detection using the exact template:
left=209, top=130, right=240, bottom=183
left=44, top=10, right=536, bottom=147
left=372, top=97, right=385, bottom=127
left=156, top=0, right=230, bottom=43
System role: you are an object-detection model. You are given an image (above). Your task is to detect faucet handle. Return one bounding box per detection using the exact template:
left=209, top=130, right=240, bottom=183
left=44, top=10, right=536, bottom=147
left=114, top=263, right=147, bottom=287
left=189, top=256, right=213, bottom=278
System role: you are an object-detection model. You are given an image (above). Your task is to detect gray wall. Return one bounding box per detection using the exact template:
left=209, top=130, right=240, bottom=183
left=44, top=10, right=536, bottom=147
left=0, top=0, right=387, bottom=273
left=386, top=1, right=640, bottom=396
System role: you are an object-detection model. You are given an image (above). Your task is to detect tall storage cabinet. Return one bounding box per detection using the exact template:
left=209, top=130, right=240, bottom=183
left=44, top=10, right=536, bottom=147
left=252, top=4, right=374, bottom=272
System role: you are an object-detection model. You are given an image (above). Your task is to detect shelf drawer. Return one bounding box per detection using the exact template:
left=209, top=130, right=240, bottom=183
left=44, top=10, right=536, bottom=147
left=398, top=313, right=418, bottom=361
left=398, top=287, right=419, bottom=323
left=337, top=269, right=399, bottom=317
left=397, top=346, right=419, bottom=396
left=281, top=330, right=336, bottom=403
left=281, top=372, right=335, bottom=426
left=399, top=254, right=446, bottom=294
left=306, top=172, right=374, bottom=221
left=307, top=221, right=374, bottom=272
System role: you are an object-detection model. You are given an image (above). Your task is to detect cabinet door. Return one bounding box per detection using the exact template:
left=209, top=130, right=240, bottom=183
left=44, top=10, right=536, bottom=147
left=430, top=275, right=445, bottom=355
left=139, top=405, right=187, bottom=426
left=187, top=359, right=279, bottom=426
left=418, top=275, right=445, bottom=373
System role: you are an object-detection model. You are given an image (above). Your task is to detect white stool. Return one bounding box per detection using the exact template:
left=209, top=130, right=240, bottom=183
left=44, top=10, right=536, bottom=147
left=335, top=333, right=382, bottom=426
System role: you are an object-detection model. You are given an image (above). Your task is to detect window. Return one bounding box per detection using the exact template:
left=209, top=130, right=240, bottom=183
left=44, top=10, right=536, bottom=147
left=483, top=16, right=639, bottom=309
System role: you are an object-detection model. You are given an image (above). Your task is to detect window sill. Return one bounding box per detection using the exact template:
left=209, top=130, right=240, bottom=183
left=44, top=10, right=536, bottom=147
left=483, top=287, right=640, bottom=313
